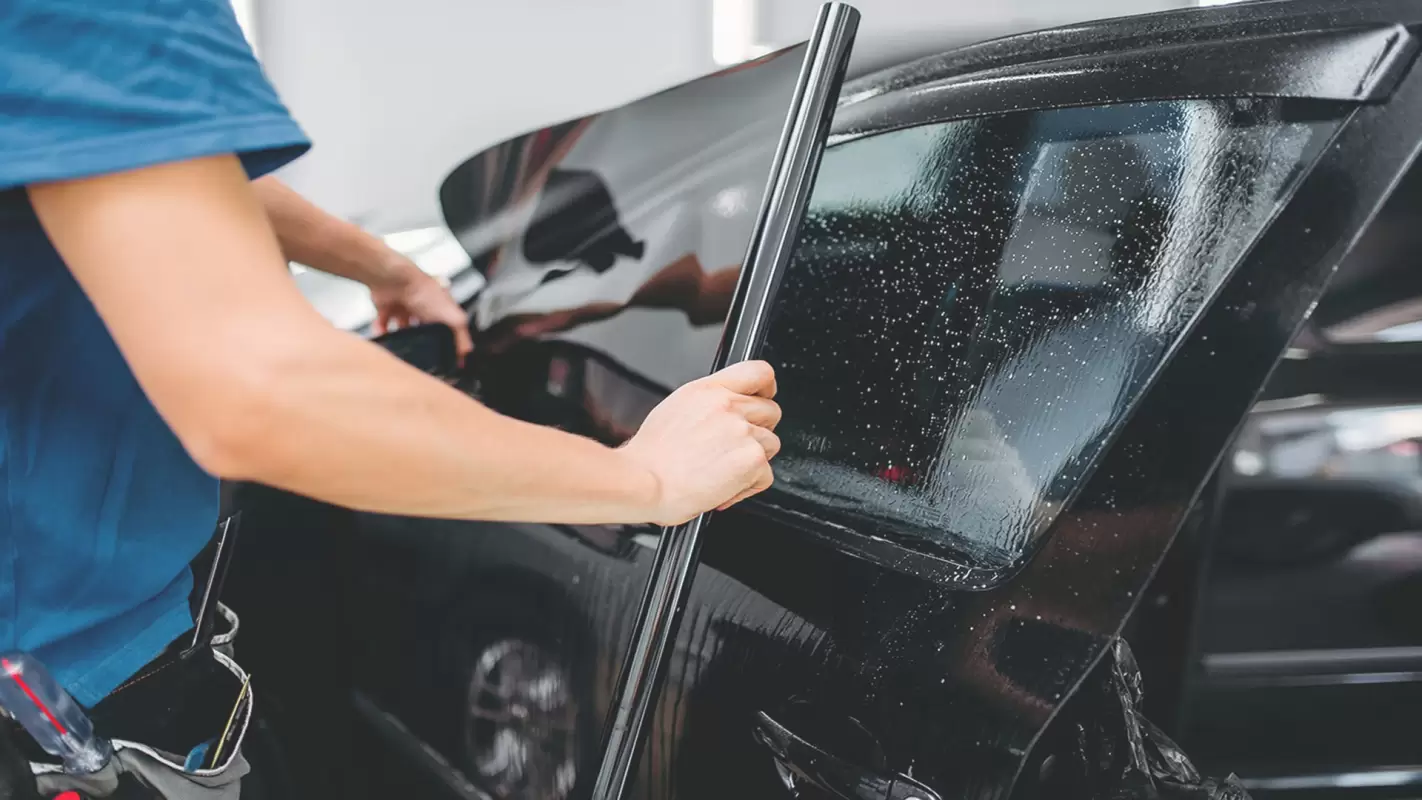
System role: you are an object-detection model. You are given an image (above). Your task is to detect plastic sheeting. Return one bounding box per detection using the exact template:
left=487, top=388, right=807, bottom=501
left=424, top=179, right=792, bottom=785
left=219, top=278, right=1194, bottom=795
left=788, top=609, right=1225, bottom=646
left=1052, top=639, right=1250, bottom=800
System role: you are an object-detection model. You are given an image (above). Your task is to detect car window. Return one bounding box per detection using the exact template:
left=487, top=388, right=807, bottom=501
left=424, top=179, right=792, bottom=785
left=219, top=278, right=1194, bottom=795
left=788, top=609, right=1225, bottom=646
left=760, top=98, right=1345, bottom=572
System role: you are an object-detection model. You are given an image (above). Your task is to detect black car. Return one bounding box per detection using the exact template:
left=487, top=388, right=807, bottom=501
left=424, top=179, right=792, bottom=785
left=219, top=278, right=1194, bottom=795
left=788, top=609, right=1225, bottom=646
left=225, top=3, right=1422, bottom=799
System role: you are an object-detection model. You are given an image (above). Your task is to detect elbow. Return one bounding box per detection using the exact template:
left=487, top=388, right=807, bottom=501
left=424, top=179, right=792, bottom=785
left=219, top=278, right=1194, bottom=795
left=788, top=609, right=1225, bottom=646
left=173, top=364, right=286, bottom=482
left=184, top=423, right=262, bottom=482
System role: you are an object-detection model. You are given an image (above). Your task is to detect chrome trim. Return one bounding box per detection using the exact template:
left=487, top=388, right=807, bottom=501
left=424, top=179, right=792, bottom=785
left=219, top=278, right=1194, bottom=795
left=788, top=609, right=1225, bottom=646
left=589, top=6, right=860, bottom=800
left=189, top=514, right=234, bottom=651
left=1209, top=670, right=1422, bottom=689
left=1240, top=767, right=1422, bottom=791
left=1248, top=393, right=1327, bottom=413
left=1204, top=646, right=1422, bottom=677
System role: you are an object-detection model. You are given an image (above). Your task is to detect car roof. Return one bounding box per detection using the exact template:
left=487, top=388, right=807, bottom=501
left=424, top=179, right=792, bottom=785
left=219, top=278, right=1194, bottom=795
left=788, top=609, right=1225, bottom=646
left=833, top=0, right=1422, bottom=136
left=848, top=0, right=1422, bottom=92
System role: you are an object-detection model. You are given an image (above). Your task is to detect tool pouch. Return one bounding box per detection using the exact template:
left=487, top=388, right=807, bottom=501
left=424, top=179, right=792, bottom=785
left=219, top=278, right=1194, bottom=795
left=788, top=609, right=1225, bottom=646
left=28, top=606, right=253, bottom=800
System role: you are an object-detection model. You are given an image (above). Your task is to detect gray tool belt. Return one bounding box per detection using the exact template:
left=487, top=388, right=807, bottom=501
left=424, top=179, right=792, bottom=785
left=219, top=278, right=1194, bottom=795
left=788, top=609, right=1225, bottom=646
left=30, top=605, right=253, bottom=800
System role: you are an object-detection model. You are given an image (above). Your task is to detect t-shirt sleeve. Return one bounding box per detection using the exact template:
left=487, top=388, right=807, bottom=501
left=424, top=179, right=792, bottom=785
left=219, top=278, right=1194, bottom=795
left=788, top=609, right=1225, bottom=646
left=0, top=0, right=311, bottom=191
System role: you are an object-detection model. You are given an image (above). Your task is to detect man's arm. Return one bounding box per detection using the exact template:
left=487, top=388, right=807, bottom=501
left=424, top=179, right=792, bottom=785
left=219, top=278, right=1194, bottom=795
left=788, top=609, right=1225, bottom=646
left=251, top=176, right=474, bottom=357
left=250, top=176, right=399, bottom=285
left=28, top=154, right=779, bottom=525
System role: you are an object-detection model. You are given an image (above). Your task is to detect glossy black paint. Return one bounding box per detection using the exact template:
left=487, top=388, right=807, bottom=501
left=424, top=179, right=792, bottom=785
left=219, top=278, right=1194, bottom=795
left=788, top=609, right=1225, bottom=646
left=753, top=710, right=943, bottom=800
left=832, top=23, right=1416, bottom=143
left=837, top=0, right=1422, bottom=110
left=223, top=4, right=1422, bottom=800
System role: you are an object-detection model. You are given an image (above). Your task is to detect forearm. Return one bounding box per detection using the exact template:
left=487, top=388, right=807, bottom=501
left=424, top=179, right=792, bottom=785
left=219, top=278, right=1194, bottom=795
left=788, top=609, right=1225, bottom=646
left=31, top=155, right=658, bottom=524
left=32, top=155, right=776, bottom=527
left=252, top=176, right=403, bottom=288
left=218, top=319, right=661, bottom=522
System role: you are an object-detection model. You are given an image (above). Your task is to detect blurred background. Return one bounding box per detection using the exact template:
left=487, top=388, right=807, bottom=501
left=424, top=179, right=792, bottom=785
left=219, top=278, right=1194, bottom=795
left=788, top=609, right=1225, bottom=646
left=230, top=0, right=1242, bottom=235
left=228, top=0, right=1244, bottom=323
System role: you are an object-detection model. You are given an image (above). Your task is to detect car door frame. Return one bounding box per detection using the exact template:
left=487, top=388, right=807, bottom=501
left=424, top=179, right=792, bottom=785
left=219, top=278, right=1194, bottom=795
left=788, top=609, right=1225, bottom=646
left=709, top=3, right=1422, bottom=797
left=755, top=2, right=1422, bottom=590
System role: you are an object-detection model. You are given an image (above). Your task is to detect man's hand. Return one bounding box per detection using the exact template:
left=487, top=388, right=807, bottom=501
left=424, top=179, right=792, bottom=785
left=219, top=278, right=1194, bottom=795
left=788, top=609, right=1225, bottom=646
left=369, top=259, right=475, bottom=359
left=618, top=360, right=782, bottom=525
left=251, top=177, right=473, bottom=360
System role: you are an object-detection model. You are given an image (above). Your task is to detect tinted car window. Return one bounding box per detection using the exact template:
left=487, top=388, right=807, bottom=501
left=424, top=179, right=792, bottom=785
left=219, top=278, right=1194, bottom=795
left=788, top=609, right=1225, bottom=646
left=761, top=98, right=1343, bottom=571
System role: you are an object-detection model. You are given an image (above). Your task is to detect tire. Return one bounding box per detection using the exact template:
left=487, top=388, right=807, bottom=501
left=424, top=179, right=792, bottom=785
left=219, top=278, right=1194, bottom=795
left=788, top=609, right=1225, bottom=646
left=439, top=580, right=597, bottom=800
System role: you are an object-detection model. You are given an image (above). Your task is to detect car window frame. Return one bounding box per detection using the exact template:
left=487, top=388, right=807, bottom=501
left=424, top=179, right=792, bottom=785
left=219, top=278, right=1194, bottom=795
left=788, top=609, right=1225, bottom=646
left=743, top=9, right=1422, bottom=797
left=728, top=7, right=1422, bottom=596
left=830, top=0, right=1420, bottom=145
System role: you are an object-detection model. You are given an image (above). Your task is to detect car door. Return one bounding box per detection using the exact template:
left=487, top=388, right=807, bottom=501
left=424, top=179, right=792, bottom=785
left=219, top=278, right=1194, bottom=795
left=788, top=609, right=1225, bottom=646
left=597, top=7, right=1422, bottom=800
left=224, top=4, right=1422, bottom=800
left=660, top=49, right=1421, bottom=800
left=615, top=8, right=1422, bottom=800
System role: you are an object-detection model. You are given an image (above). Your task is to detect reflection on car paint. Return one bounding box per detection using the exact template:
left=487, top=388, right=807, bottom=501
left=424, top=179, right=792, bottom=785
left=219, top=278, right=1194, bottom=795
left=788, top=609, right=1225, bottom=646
left=441, top=46, right=809, bottom=391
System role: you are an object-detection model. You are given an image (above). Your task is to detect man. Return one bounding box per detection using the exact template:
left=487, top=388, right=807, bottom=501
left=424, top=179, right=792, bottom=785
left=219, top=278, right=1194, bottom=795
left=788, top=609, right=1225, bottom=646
left=0, top=0, right=780, bottom=793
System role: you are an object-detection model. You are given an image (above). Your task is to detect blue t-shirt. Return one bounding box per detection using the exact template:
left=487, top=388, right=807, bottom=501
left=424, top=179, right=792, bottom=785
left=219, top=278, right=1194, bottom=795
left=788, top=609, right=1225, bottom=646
left=0, top=0, right=310, bottom=706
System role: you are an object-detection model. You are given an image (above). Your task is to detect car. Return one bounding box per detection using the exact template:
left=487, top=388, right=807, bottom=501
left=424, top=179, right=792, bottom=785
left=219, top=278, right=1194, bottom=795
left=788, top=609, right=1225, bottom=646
left=222, top=3, right=1422, bottom=799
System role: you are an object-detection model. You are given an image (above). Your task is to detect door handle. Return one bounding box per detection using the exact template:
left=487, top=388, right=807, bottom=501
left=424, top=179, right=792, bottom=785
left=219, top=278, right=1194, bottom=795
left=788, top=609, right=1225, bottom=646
left=753, top=711, right=943, bottom=800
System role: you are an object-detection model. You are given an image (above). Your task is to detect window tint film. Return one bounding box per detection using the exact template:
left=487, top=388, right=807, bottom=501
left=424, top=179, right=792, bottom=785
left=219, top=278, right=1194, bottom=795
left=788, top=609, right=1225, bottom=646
left=442, top=45, right=809, bottom=392
left=761, top=99, right=1344, bottom=571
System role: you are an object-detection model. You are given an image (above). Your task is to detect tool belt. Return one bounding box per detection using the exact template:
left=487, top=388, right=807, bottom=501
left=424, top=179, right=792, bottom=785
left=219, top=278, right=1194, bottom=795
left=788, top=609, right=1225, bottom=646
left=3, top=516, right=255, bottom=799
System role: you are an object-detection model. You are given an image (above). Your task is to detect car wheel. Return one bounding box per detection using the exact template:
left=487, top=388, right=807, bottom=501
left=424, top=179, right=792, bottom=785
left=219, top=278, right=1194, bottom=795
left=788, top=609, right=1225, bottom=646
left=444, top=582, right=594, bottom=800
left=465, top=637, right=580, bottom=799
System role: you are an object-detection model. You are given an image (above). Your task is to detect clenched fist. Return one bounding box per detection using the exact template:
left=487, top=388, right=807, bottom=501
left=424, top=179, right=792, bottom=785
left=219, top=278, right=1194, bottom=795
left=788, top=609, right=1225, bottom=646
left=619, top=361, right=782, bottom=526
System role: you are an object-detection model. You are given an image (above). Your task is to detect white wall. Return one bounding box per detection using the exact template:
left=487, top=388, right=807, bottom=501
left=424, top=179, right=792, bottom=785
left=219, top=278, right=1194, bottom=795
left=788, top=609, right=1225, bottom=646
left=257, top=0, right=1193, bottom=235
left=758, top=0, right=1190, bottom=51
left=767, top=0, right=1194, bottom=78
left=258, top=0, right=714, bottom=233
